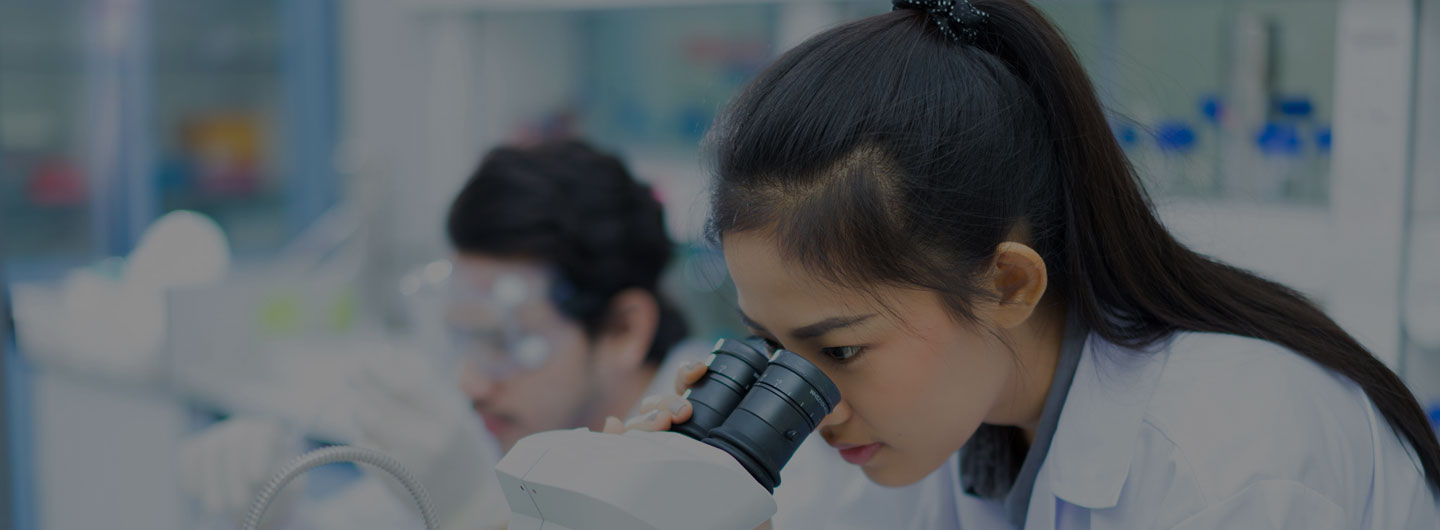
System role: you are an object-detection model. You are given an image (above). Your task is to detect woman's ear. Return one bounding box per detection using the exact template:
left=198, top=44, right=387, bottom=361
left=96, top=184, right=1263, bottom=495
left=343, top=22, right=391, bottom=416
left=988, top=242, right=1049, bottom=330
left=590, top=288, right=660, bottom=374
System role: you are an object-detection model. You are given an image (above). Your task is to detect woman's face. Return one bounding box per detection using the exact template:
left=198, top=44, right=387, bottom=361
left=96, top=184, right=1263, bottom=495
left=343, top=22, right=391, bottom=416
left=723, top=230, right=1022, bottom=486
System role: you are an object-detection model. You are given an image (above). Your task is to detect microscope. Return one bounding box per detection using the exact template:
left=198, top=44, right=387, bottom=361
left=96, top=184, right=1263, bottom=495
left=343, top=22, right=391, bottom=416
left=241, top=337, right=836, bottom=530
left=495, top=337, right=841, bottom=530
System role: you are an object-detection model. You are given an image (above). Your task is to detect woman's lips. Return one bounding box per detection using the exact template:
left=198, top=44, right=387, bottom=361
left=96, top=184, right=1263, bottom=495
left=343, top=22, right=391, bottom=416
left=834, top=442, right=882, bottom=465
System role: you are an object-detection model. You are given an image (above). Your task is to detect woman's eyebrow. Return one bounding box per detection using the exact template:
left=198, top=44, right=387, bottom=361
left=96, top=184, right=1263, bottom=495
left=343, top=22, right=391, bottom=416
left=791, top=314, right=875, bottom=339
left=737, top=309, right=874, bottom=340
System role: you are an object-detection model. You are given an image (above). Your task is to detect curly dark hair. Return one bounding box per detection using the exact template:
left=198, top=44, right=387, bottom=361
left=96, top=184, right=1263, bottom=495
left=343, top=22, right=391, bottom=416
left=446, top=139, right=688, bottom=366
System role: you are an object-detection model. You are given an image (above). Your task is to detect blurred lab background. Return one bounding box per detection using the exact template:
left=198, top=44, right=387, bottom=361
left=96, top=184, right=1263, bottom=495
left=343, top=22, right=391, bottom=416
left=0, top=0, right=1438, bottom=529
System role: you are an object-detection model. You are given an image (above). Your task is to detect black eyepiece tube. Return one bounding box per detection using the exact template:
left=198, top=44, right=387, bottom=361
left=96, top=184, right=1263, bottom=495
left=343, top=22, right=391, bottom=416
left=702, top=349, right=841, bottom=492
left=669, top=337, right=772, bottom=441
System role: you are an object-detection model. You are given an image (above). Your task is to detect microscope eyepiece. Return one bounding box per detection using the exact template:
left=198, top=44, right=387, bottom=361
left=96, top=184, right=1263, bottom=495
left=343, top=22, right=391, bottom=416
left=702, top=349, right=840, bottom=492
left=671, top=339, right=846, bottom=492
left=670, top=339, right=841, bottom=491
left=668, top=337, right=772, bottom=441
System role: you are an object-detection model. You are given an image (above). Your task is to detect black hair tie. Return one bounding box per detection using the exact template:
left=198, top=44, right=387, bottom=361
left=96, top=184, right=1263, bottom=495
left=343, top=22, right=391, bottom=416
left=893, top=0, right=989, bottom=44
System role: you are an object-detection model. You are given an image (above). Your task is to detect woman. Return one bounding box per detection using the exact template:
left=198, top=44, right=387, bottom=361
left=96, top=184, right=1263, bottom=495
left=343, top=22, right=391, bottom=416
left=614, top=1, right=1440, bottom=528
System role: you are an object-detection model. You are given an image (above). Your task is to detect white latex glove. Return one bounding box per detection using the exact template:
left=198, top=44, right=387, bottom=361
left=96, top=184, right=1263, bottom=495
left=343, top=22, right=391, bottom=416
left=345, top=352, right=509, bottom=530
left=179, top=417, right=303, bottom=529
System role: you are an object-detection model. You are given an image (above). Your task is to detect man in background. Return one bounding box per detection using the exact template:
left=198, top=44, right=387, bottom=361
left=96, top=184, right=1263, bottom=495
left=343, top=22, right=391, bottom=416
left=181, top=140, right=695, bottom=530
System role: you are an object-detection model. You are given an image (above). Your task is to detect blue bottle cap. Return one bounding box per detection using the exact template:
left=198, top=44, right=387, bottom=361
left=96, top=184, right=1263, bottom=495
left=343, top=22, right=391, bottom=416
left=1154, top=120, right=1196, bottom=154
left=1199, top=95, right=1224, bottom=125
left=1255, top=122, right=1302, bottom=156
left=1315, top=126, right=1333, bottom=154
left=1275, top=96, right=1314, bottom=118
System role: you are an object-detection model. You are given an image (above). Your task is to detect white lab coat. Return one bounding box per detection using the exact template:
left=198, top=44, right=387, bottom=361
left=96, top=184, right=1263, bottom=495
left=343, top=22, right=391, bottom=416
left=905, top=331, right=1440, bottom=530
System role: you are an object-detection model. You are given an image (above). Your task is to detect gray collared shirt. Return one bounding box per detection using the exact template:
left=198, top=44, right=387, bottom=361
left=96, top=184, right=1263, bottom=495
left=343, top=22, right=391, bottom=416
left=958, top=313, right=1087, bottom=529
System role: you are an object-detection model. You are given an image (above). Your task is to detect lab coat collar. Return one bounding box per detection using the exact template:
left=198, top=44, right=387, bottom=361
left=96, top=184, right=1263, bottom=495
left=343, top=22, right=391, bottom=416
left=1042, top=332, right=1173, bottom=510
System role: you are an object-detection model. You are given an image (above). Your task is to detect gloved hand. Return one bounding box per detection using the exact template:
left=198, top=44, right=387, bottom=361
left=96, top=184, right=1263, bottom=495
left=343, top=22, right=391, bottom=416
left=344, top=351, right=510, bottom=530
left=179, top=417, right=303, bottom=529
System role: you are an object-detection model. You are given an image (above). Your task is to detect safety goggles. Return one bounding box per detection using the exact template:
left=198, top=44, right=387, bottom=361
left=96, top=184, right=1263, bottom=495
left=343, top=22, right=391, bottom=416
left=444, top=268, right=565, bottom=381
left=403, top=259, right=568, bottom=381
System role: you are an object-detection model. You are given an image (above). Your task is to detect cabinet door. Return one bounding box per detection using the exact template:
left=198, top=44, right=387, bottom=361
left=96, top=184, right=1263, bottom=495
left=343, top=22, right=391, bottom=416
left=152, top=0, right=338, bottom=255
left=1405, top=0, right=1440, bottom=424
left=0, top=1, right=95, bottom=267
left=3, top=2, right=343, bottom=530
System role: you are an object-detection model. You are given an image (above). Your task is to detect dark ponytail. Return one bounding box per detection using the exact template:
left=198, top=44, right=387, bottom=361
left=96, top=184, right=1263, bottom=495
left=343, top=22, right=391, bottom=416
left=706, top=0, right=1440, bottom=492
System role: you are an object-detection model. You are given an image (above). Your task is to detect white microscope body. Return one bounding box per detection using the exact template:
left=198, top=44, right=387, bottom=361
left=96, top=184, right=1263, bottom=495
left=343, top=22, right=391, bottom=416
left=495, top=428, right=776, bottom=530
left=494, top=340, right=839, bottom=530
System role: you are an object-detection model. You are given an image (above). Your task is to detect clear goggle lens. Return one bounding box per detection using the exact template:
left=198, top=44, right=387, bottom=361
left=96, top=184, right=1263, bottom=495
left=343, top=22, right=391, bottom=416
left=446, top=325, right=553, bottom=380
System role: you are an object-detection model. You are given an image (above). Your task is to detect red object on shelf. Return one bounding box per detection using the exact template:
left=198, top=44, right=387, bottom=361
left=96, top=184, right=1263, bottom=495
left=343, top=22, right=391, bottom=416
left=28, top=158, right=87, bottom=206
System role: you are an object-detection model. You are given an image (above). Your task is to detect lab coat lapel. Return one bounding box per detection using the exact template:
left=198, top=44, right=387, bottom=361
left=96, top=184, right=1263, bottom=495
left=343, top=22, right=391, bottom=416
left=1022, top=461, right=1059, bottom=530
left=1041, top=333, right=1173, bottom=517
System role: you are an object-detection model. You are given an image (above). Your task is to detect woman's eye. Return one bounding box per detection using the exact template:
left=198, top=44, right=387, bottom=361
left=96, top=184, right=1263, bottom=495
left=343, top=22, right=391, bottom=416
left=820, top=346, right=865, bottom=364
